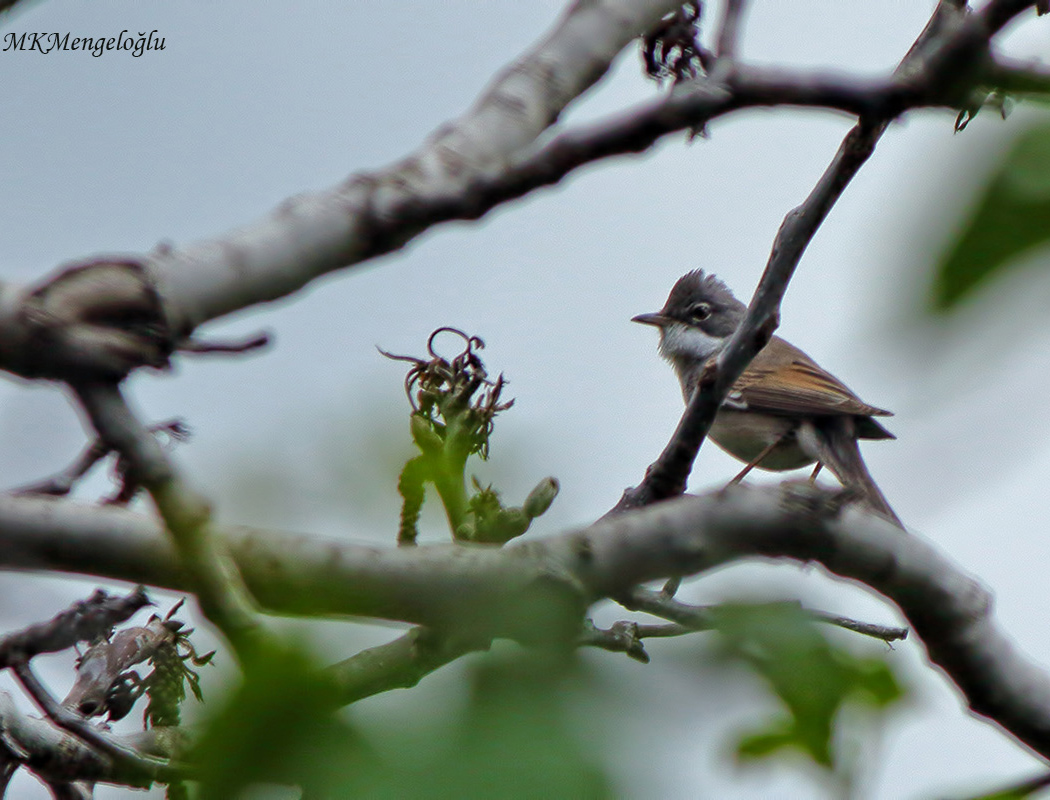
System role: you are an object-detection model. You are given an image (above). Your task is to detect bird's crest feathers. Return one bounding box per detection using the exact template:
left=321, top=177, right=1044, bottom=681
left=663, top=269, right=746, bottom=315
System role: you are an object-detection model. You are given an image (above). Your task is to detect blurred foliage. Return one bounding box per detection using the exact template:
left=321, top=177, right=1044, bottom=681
left=384, top=651, right=611, bottom=799
left=191, top=330, right=911, bottom=798
left=193, top=644, right=610, bottom=799
left=933, top=120, right=1050, bottom=310
left=710, top=603, right=903, bottom=773
left=386, top=328, right=558, bottom=546
left=192, top=643, right=368, bottom=800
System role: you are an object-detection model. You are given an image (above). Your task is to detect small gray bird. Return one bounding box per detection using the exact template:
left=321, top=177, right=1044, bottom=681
left=633, top=269, right=901, bottom=526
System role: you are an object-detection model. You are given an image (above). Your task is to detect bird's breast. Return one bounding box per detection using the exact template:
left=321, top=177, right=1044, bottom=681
left=708, top=409, right=816, bottom=471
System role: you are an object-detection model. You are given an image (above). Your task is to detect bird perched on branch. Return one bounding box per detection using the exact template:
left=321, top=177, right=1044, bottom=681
left=633, top=270, right=901, bottom=526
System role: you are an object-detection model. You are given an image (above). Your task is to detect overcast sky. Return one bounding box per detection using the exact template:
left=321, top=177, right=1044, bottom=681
left=3, top=2, right=1050, bottom=798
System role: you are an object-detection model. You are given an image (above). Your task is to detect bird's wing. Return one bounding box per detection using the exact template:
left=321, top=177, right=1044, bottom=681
left=729, top=338, right=892, bottom=418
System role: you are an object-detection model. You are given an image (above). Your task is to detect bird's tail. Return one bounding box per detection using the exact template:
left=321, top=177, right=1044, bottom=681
left=811, top=419, right=902, bottom=528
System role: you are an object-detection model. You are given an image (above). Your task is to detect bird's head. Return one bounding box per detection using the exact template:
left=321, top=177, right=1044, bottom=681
left=632, top=269, right=746, bottom=367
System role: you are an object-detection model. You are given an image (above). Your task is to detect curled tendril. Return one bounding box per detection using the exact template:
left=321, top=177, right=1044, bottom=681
left=380, top=327, right=501, bottom=413
left=428, top=326, right=484, bottom=360
left=380, top=327, right=512, bottom=459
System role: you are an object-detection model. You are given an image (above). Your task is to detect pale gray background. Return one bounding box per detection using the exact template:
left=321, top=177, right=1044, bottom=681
left=2, top=1, right=1050, bottom=798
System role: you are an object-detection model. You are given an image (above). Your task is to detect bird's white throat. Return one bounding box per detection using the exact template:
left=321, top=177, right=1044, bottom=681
left=657, top=323, right=725, bottom=401
left=658, top=323, right=723, bottom=364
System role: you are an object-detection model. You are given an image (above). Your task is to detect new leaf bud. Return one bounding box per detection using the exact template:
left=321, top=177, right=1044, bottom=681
left=523, top=477, right=559, bottom=519
left=410, top=414, right=444, bottom=454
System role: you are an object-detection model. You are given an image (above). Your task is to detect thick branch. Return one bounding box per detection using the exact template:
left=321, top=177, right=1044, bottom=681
left=0, top=1, right=1040, bottom=385
left=12, top=663, right=186, bottom=784
left=0, top=691, right=182, bottom=786
left=3, top=486, right=1050, bottom=757
left=124, top=0, right=690, bottom=334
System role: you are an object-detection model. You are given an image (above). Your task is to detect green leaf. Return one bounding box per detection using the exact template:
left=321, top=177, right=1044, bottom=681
left=933, top=122, right=1050, bottom=310
left=336, top=650, right=612, bottom=799
left=423, top=653, right=613, bottom=799
left=193, top=641, right=611, bottom=799
left=710, top=603, right=904, bottom=770
left=192, top=643, right=370, bottom=800
left=736, top=718, right=798, bottom=759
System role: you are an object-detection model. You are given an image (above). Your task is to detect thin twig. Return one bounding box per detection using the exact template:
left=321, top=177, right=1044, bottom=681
left=177, top=332, right=270, bottom=355
left=580, top=620, right=651, bottom=662
left=579, top=619, right=694, bottom=663
left=613, top=116, right=886, bottom=511
left=72, top=381, right=269, bottom=663
left=0, top=587, right=151, bottom=667
left=715, top=0, right=748, bottom=61
left=13, top=419, right=188, bottom=502
left=621, top=587, right=909, bottom=643
left=11, top=441, right=108, bottom=498
left=810, top=611, right=909, bottom=642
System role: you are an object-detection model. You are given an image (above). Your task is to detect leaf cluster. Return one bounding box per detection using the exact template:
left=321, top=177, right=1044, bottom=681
left=385, top=328, right=558, bottom=545
left=710, top=603, right=903, bottom=773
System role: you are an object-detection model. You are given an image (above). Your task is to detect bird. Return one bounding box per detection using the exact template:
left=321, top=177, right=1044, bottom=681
left=633, top=269, right=901, bottom=526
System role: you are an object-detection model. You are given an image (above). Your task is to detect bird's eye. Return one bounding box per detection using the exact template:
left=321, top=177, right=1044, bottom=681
left=688, top=302, right=712, bottom=322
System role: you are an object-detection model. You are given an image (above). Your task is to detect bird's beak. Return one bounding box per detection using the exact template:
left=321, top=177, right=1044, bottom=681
left=631, top=312, right=671, bottom=328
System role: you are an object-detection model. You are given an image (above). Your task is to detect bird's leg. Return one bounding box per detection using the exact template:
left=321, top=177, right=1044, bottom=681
left=808, top=462, right=823, bottom=483
left=727, top=433, right=789, bottom=486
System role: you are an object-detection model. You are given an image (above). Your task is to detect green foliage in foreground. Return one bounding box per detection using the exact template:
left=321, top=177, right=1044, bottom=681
left=386, top=328, right=558, bottom=546
left=192, top=646, right=610, bottom=799
left=184, top=331, right=909, bottom=798
left=711, top=603, right=903, bottom=772
left=934, top=121, right=1050, bottom=310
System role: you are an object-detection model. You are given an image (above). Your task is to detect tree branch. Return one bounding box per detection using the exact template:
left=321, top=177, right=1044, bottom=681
left=324, top=627, right=489, bottom=707
left=3, top=484, right=1050, bottom=757
left=714, top=0, right=748, bottom=62
left=11, top=663, right=187, bottom=784
left=0, top=1, right=1040, bottom=385
left=72, top=382, right=269, bottom=663
left=112, top=0, right=691, bottom=334
left=985, top=54, right=1050, bottom=96
left=620, top=587, right=908, bottom=644
left=0, top=691, right=183, bottom=787
left=614, top=116, right=887, bottom=511
left=0, top=587, right=150, bottom=666
left=611, top=0, right=1020, bottom=511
